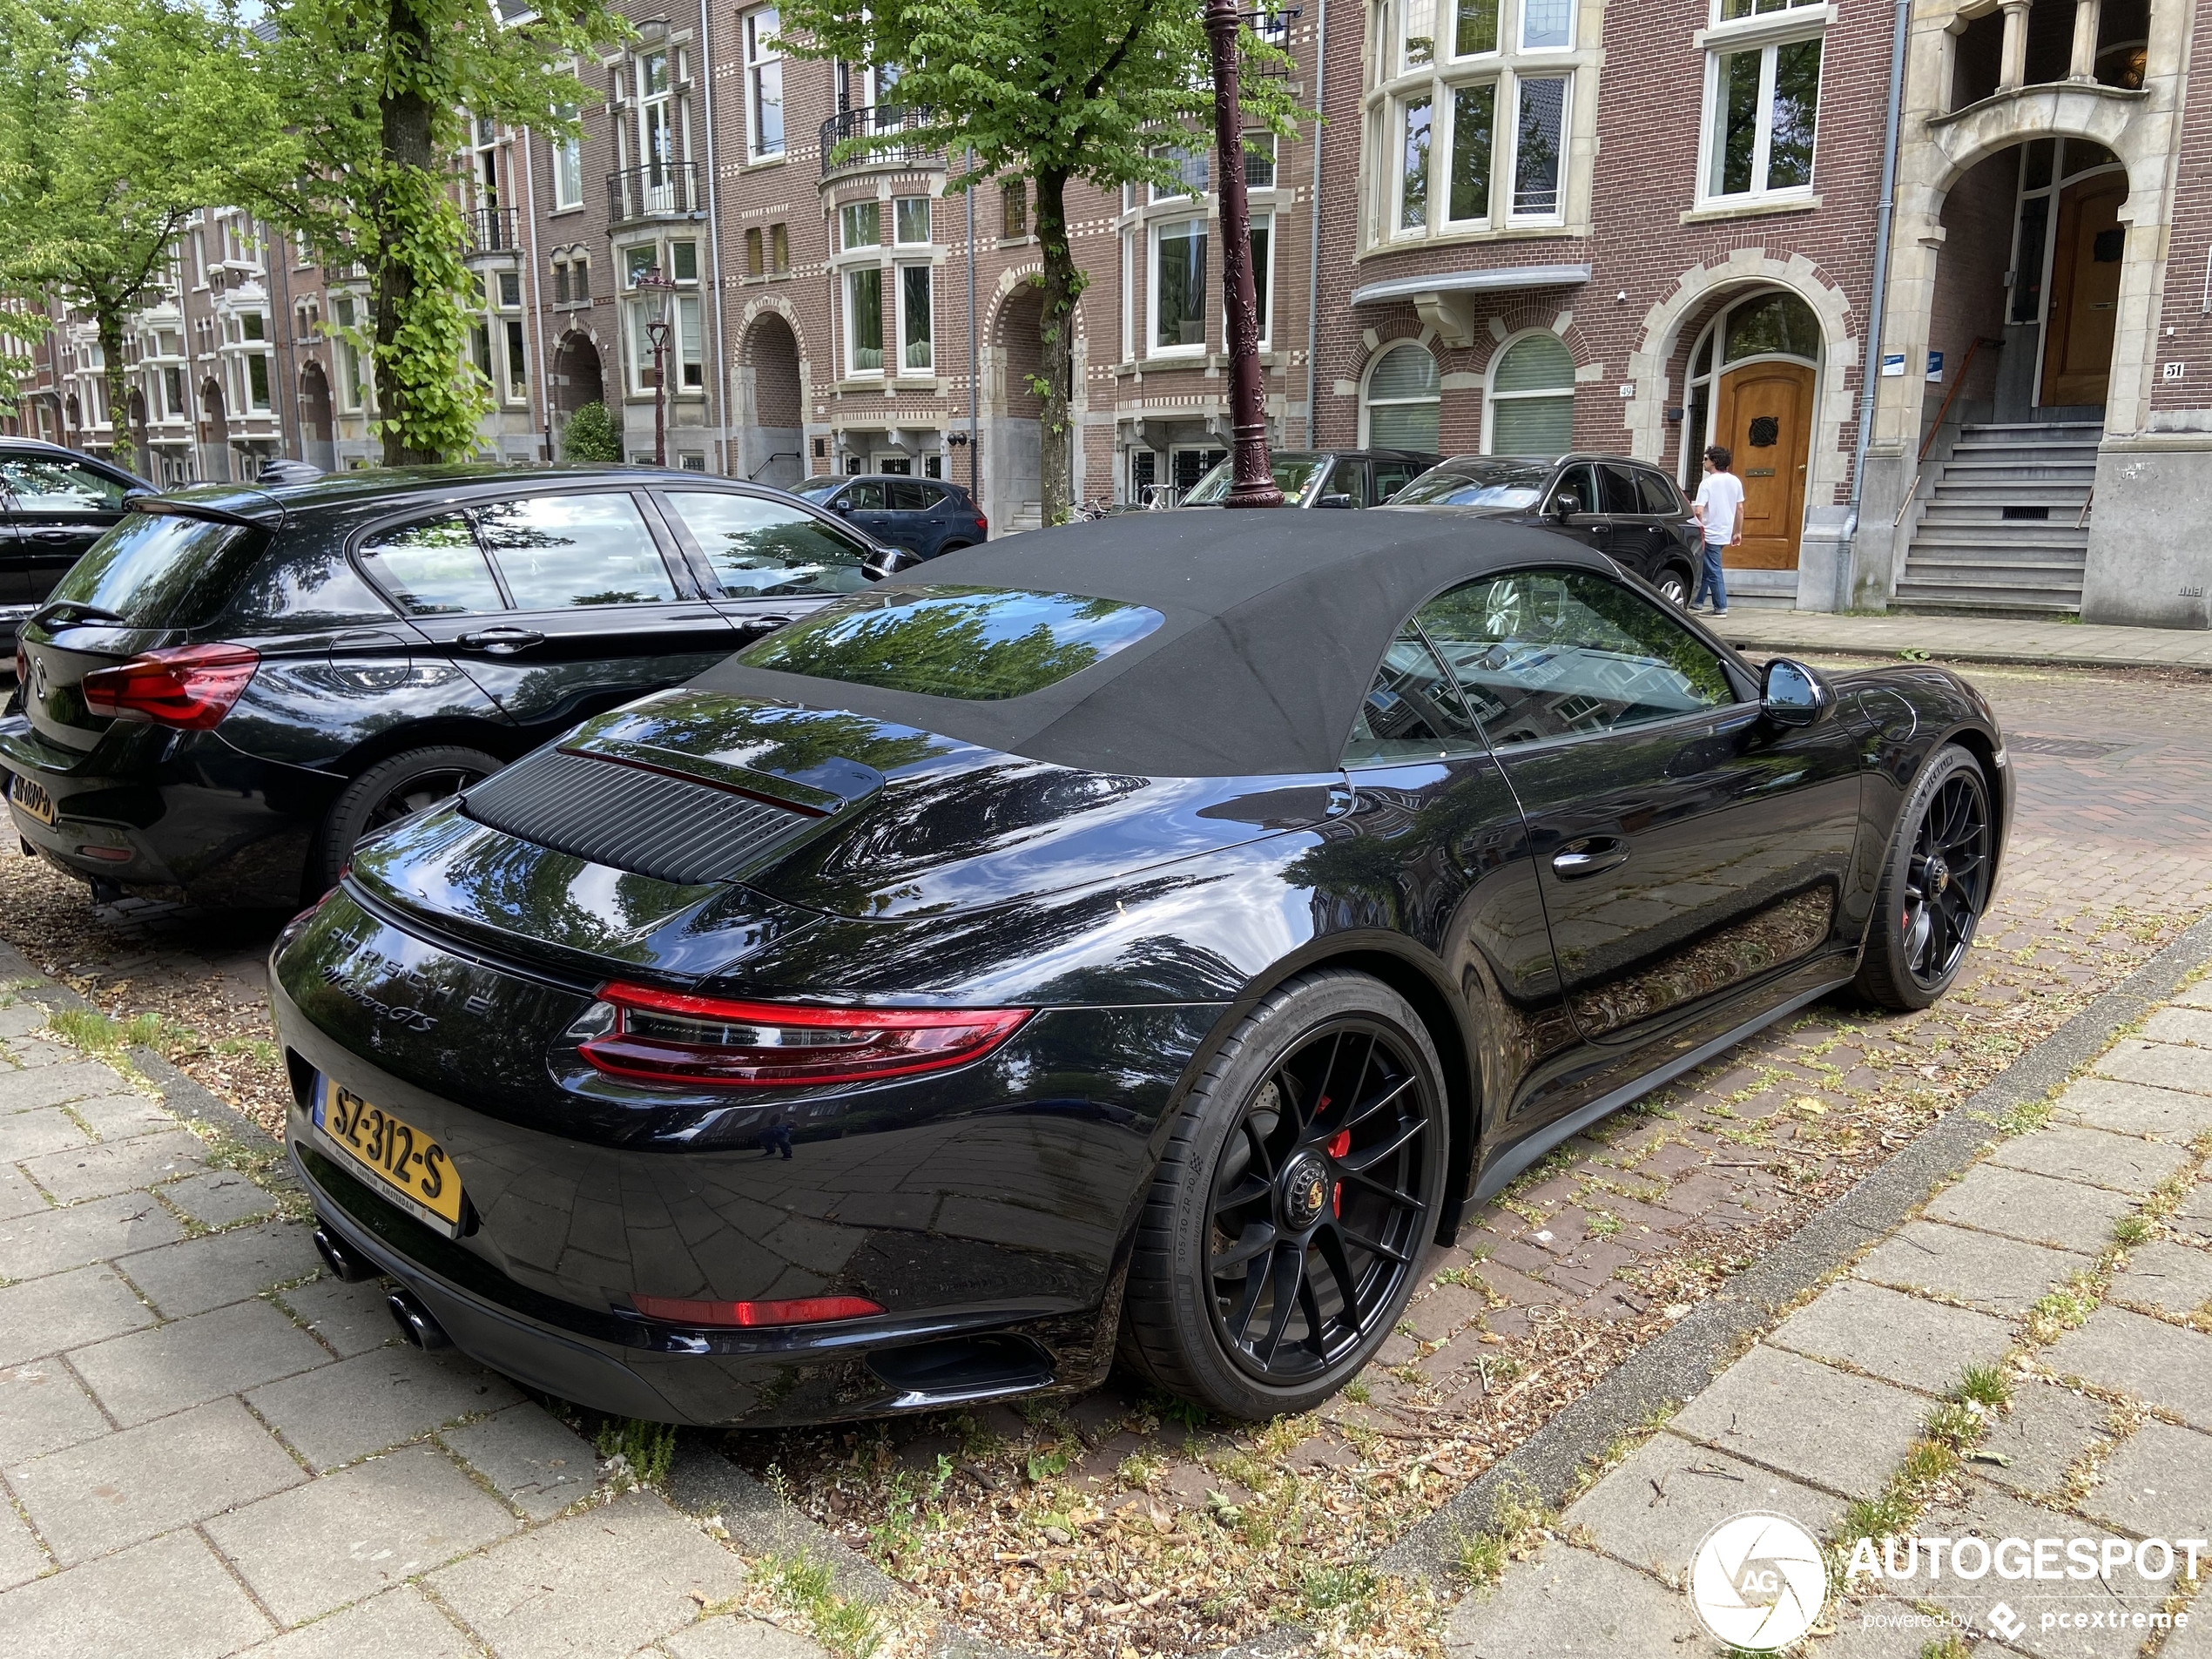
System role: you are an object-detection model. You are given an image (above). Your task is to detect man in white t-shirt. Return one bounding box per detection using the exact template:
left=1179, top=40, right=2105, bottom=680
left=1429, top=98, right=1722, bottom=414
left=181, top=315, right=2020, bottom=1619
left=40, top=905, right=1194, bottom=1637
left=1691, top=444, right=1744, bottom=617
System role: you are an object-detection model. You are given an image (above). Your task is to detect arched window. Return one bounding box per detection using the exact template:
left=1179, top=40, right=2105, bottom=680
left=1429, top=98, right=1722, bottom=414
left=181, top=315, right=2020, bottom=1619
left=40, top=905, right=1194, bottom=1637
left=1363, top=342, right=1440, bottom=450
left=1486, top=331, right=1575, bottom=456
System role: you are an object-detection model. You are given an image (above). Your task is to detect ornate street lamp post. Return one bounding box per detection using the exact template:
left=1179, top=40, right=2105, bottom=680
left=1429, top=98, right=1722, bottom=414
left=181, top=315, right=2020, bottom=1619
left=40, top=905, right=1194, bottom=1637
left=1204, top=0, right=1282, bottom=508
left=636, top=266, right=679, bottom=467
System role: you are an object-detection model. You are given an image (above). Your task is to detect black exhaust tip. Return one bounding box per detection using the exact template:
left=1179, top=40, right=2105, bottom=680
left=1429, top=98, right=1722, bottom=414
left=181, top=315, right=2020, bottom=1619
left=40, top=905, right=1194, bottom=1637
left=387, top=1288, right=452, bottom=1350
left=312, top=1225, right=379, bottom=1283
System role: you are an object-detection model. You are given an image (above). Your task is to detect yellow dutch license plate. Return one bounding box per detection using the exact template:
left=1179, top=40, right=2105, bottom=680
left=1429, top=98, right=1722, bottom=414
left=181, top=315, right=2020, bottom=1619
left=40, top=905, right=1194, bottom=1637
left=313, top=1077, right=464, bottom=1231
left=10, top=774, right=56, bottom=827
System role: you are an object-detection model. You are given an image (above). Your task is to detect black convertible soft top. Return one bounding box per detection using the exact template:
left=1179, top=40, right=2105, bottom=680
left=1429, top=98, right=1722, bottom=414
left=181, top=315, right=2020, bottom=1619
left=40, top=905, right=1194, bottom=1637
left=689, top=509, right=1605, bottom=777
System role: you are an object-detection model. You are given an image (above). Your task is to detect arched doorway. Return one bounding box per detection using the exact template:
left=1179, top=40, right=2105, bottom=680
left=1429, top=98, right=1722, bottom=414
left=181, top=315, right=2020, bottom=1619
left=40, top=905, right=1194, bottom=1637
left=989, top=284, right=1045, bottom=529
left=738, top=314, right=803, bottom=488
left=198, top=379, right=230, bottom=482
left=1681, top=289, right=1823, bottom=570
left=550, top=330, right=605, bottom=442
left=125, top=388, right=149, bottom=469
left=297, top=362, right=335, bottom=472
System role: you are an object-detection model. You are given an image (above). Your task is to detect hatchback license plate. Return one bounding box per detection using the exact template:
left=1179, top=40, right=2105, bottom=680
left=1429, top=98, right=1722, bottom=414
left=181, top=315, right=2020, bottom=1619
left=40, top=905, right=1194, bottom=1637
left=313, top=1076, right=464, bottom=1233
left=10, top=774, right=55, bottom=827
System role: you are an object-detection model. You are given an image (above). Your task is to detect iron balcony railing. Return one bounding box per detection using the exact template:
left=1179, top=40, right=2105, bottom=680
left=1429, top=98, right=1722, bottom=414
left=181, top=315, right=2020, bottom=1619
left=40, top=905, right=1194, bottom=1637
left=607, top=161, right=705, bottom=224
left=819, top=105, right=940, bottom=177
left=466, top=206, right=521, bottom=255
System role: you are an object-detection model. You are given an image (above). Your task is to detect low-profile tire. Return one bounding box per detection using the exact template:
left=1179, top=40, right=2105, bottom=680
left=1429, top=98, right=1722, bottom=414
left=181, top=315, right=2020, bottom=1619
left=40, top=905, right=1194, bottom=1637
left=1653, top=565, right=1692, bottom=608
left=1120, top=969, right=1448, bottom=1420
left=310, top=745, right=502, bottom=894
left=1853, top=744, right=1993, bottom=1011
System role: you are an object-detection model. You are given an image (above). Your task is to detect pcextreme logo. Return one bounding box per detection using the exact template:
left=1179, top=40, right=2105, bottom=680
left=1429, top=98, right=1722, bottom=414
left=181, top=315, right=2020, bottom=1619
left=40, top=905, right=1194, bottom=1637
left=1688, top=1512, right=1830, bottom=1652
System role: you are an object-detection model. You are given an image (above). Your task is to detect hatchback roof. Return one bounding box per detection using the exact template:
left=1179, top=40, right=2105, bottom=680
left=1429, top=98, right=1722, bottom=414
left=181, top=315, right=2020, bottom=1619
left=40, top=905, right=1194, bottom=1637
left=692, top=507, right=1600, bottom=777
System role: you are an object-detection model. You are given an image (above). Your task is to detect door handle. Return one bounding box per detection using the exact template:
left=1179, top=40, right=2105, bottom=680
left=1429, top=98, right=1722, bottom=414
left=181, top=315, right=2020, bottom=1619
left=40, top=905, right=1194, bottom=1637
left=1552, top=837, right=1630, bottom=879
left=455, top=626, right=546, bottom=655
left=29, top=529, right=76, bottom=543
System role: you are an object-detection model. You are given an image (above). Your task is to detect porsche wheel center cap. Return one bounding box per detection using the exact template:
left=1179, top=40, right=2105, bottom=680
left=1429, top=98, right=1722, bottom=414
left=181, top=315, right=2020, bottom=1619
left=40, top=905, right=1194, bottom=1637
left=1927, top=855, right=1950, bottom=896
left=1281, top=1153, right=1331, bottom=1230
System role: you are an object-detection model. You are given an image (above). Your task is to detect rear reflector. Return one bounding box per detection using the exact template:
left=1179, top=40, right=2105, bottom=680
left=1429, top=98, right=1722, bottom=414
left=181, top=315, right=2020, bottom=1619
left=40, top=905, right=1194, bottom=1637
left=575, top=982, right=1030, bottom=1088
left=631, top=1292, right=885, bottom=1327
left=80, top=644, right=260, bottom=730
left=76, top=845, right=132, bottom=863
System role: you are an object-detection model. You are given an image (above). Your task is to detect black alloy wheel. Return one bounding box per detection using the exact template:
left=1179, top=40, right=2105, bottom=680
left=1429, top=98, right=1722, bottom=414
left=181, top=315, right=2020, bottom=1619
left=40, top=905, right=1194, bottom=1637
left=312, top=745, right=503, bottom=894
left=1121, top=969, right=1447, bottom=1419
left=1856, top=745, right=1993, bottom=1010
left=1207, top=1021, right=1433, bottom=1381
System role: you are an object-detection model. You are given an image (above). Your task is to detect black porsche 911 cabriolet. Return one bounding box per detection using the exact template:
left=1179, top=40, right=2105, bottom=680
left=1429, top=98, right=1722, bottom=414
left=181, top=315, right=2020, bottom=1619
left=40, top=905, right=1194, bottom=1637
left=268, top=513, right=2010, bottom=1426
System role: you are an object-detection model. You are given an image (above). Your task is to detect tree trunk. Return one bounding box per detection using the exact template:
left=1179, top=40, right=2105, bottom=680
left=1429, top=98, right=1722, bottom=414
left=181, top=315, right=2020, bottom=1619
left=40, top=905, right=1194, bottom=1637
left=1033, top=171, right=1081, bottom=526
left=373, top=0, right=440, bottom=466
left=96, top=303, right=134, bottom=473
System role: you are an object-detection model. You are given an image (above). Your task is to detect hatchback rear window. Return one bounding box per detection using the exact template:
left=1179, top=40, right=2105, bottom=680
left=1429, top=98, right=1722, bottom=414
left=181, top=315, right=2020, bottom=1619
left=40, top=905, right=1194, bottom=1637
left=734, top=584, right=1163, bottom=701
left=44, top=510, right=262, bottom=629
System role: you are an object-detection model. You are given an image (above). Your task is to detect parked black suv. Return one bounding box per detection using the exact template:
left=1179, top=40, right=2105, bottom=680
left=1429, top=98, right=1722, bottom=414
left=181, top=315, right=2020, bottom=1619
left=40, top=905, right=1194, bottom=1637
left=1181, top=448, right=1440, bottom=509
left=792, top=474, right=988, bottom=558
left=1, top=440, right=153, bottom=631
left=1385, top=454, right=1701, bottom=605
left=2, top=466, right=909, bottom=908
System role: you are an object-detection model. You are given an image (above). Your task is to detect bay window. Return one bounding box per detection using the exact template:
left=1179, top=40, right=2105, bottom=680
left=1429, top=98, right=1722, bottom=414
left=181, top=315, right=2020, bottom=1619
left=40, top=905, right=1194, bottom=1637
left=841, top=200, right=880, bottom=251
left=900, top=266, right=932, bottom=370
left=847, top=267, right=884, bottom=374
left=1151, top=219, right=1208, bottom=354
left=1511, top=75, right=1567, bottom=217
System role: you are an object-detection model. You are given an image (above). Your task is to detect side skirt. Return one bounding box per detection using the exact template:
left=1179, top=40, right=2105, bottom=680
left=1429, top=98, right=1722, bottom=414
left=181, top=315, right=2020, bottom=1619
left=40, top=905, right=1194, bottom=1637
left=1467, top=975, right=1853, bottom=1209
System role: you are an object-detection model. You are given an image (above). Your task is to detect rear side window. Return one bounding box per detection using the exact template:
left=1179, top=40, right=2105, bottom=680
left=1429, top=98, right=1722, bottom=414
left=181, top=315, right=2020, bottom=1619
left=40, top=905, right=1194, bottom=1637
left=1636, top=470, right=1683, bottom=516
left=3, top=457, right=129, bottom=513
left=475, top=493, right=675, bottom=609
left=1599, top=463, right=1642, bottom=516
left=45, top=511, right=263, bottom=629
left=663, top=492, right=869, bottom=597
left=887, top=481, right=942, bottom=511
left=361, top=514, right=504, bottom=616
left=736, top=584, right=1163, bottom=700
left=1372, top=459, right=1426, bottom=502
left=1345, top=624, right=1483, bottom=765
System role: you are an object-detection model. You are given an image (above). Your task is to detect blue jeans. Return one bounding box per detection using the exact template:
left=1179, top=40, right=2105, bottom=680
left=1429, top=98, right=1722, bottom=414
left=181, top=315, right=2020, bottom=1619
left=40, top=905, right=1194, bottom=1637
left=1694, top=541, right=1729, bottom=610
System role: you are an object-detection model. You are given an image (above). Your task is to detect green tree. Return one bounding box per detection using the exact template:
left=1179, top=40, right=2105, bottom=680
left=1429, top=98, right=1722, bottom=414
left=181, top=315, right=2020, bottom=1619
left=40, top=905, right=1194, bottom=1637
left=561, top=400, right=622, bottom=462
left=0, top=0, right=277, bottom=469
left=774, top=0, right=1298, bottom=524
left=246, top=0, right=625, bottom=464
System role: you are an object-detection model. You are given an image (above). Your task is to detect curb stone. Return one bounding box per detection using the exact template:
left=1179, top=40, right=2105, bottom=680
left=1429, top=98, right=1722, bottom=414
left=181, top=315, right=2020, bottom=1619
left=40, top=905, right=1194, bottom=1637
left=1376, top=905, right=2212, bottom=1586
left=668, top=1437, right=911, bottom=1608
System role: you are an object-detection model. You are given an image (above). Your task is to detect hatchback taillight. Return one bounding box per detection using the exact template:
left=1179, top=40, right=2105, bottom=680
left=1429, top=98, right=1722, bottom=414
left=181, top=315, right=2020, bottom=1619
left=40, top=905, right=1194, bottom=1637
left=79, top=644, right=260, bottom=730
left=573, top=982, right=1030, bottom=1088
left=975, top=509, right=989, bottom=536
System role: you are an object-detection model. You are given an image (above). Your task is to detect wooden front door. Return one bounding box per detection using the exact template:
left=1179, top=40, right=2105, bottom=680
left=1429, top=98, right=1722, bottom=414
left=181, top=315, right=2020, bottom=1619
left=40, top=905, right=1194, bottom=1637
left=1715, top=361, right=1814, bottom=570
left=2041, top=178, right=2126, bottom=408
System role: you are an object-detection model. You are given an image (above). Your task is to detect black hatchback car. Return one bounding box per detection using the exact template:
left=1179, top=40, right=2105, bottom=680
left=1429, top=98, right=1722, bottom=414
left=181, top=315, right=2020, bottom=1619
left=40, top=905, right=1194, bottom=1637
left=1, top=439, right=152, bottom=631
left=1181, top=448, right=1440, bottom=509
left=792, top=474, right=988, bottom=560
left=1386, top=454, right=1702, bottom=606
left=2, top=466, right=908, bottom=908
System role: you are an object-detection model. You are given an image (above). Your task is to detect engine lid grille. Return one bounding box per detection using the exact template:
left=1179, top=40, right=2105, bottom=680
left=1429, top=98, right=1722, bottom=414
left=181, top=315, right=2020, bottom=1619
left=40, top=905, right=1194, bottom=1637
left=461, top=748, right=815, bottom=886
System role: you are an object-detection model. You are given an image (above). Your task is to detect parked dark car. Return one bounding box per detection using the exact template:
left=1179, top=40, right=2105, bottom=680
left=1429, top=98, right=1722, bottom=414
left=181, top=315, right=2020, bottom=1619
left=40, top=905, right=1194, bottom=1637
left=792, top=474, right=988, bottom=558
left=1181, top=448, right=1440, bottom=509
left=1, top=439, right=153, bottom=631
left=1386, top=454, right=1703, bottom=606
left=269, top=512, right=2009, bottom=1428
left=2, top=465, right=914, bottom=909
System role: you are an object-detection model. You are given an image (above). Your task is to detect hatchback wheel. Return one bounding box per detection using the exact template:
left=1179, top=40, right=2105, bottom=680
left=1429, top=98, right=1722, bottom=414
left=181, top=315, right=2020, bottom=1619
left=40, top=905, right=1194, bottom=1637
left=1121, top=969, right=1446, bottom=1419
left=312, top=745, right=502, bottom=894
left=1855, top=745, right=1993, bottom=1010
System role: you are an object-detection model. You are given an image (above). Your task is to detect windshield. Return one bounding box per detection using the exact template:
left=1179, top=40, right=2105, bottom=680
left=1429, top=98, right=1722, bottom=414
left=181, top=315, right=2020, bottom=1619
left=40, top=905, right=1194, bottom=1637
left=792, top=479, right=843, bottom=501
left=1183, top=455, right=1327, bottom=507
left=1392, top=459, right=1552, bottom=509
left=735, top=584, right=1164, bottom=701
left=44, top=510, right=262, bottom=629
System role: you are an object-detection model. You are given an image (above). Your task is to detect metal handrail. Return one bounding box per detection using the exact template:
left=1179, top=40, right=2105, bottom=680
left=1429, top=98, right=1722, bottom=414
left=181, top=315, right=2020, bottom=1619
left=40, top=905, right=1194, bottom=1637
left=1895, top=334, right=2003, bottom=529
left=819, top=105, right=940, bottom=177
left=606, top=162, right=704, bottom=223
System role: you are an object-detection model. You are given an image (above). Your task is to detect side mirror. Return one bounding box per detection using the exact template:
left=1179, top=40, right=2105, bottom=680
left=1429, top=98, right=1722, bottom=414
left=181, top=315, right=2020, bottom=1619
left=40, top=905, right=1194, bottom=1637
left=1761, top=658, right=1831, bottom=727
left=862, top=544, right=924, bottom=581
left=1316, top=493, right=1357, bottom=509
left=1551, top=494, right=1579, bottom=520
left=830, top=499, right=854, bottom=515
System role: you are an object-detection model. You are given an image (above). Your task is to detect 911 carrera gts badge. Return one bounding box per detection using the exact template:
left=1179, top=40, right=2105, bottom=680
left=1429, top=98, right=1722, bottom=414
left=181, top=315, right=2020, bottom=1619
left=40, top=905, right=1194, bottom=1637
left=322, top=961, right=439, bottom=1032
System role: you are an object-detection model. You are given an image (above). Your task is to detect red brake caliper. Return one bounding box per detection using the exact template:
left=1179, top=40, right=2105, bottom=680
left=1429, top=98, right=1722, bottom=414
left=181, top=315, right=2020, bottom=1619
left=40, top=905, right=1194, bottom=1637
left=1326, top=1128, right=1351, bottom=1216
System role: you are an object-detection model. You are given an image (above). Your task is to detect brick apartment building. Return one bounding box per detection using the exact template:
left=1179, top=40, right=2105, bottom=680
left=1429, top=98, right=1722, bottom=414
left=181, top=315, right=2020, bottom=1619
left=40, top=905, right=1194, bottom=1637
left=4, top=0, right=2208, bottom=623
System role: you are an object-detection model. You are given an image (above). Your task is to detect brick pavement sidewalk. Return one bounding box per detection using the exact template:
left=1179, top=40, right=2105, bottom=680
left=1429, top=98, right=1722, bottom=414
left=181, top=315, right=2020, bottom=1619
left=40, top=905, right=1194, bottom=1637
left=1441, top=974, right=2212, bottom=1659
left=0, top=954, right=853, bottom=1659
left=1709, top=610, right=2212, bottom=673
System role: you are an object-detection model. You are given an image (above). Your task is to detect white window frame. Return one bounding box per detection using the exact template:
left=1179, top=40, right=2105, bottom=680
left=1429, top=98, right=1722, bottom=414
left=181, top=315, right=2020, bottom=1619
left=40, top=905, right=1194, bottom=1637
left=745, top=7, right=785, bottom=159
left=1695, top=16, right=1824, bottom=207
left=1517, top=0, right=1575, bottom=53
left=1481, top=327, right=1578, bottom=456
left=552, top=131, right=583, bottom=210
left=1393, top=92, right=1434, bottom=235
left=1146, top=217, right=1210, bottom=360
left=845, top=266, right=886, bottom=378
left=895, top=262, right=932, bottom=374
left=1359, top=341, right=1441, bottom=448
left=1440, top=78, right=1499, bottom=226
left=1507, top=71, right=1570, bottom=224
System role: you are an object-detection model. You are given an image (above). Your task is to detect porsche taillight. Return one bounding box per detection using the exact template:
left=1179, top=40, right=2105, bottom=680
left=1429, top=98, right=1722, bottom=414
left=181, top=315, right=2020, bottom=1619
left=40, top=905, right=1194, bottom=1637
left=571, top=982, right=1031, bottom=1088
left=79, top=644, right=260, bottom=730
